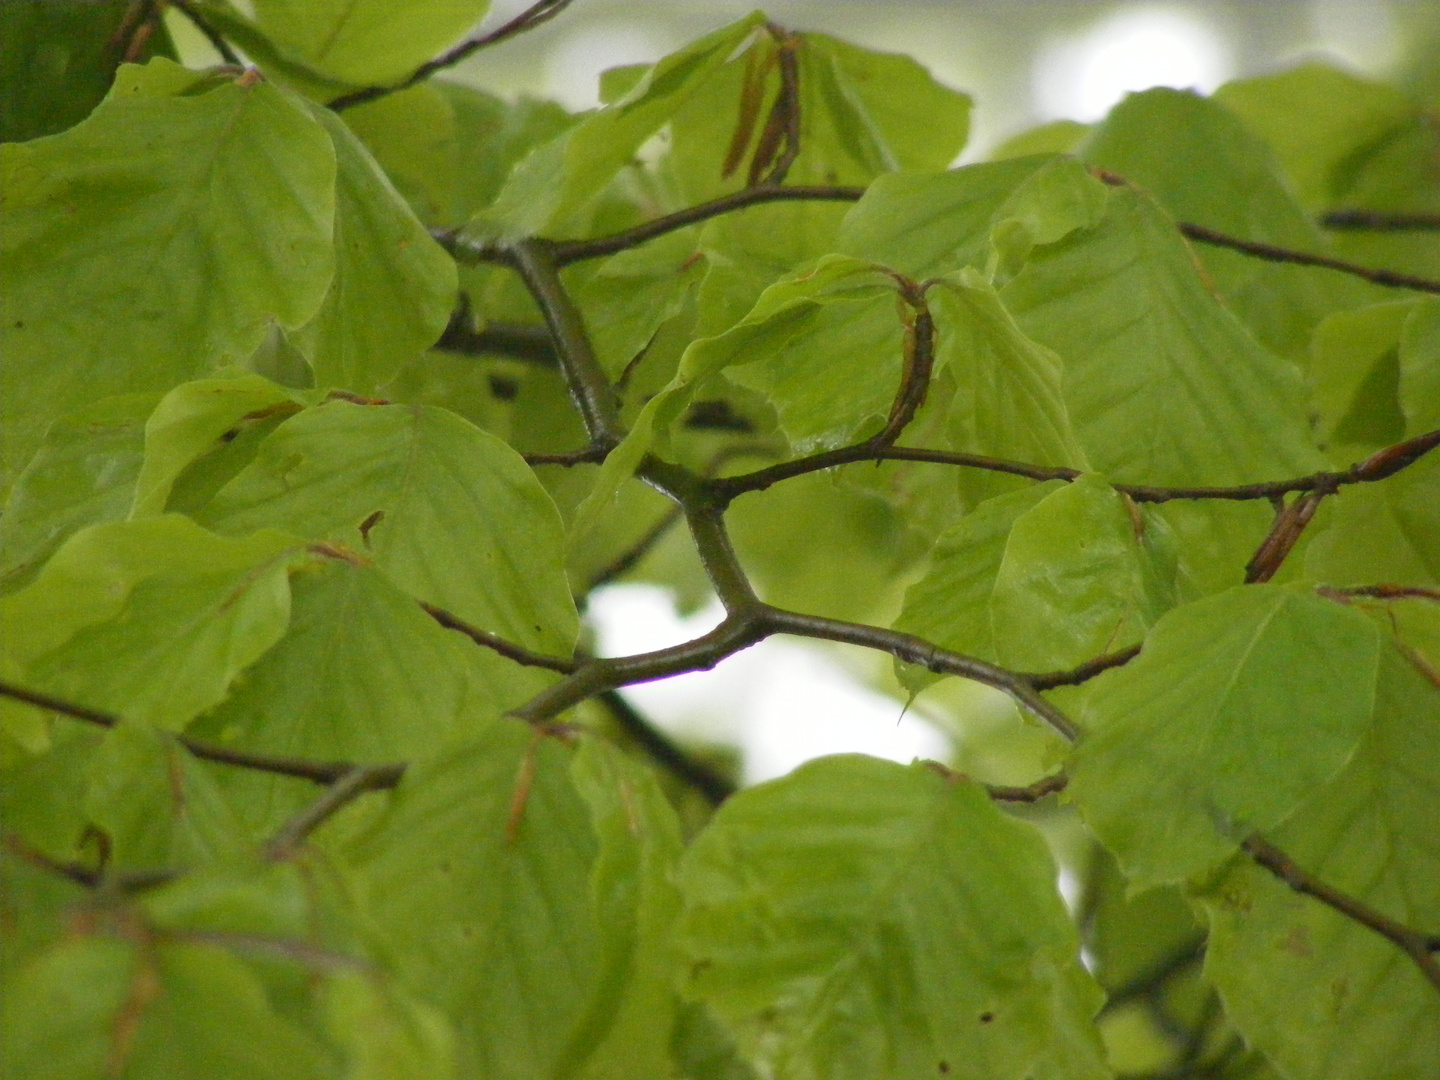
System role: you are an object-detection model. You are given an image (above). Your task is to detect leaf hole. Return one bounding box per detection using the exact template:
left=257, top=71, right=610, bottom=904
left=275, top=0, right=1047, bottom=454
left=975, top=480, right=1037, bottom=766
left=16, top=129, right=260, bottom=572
left=979, top=1012, right=994, bottom=1023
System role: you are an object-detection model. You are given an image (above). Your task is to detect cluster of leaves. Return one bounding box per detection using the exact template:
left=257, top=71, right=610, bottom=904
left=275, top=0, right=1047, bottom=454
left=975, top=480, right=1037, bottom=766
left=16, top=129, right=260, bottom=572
left=2, top=1, right=1438, bottom=1078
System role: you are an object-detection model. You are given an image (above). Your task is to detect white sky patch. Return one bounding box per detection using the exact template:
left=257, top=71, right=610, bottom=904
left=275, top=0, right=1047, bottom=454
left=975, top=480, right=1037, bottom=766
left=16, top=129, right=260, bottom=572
left=1033, top=7, right=1233, bottom=122
left=543, top=21, right=675, bottom=110
left=588, top=583, right=949, bottom=786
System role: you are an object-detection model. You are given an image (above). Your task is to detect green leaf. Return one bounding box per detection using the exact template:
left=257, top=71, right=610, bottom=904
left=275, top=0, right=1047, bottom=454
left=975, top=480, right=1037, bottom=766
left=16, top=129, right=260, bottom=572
left=346, top=723, right=679, bottom=1079
left=343, top=81, right=576, bottom=228
left=1401, top=298, right=1440, bottom=436
left=188, top=558, right=552, bottom=834
left=0, top=516, right=302, bottom=730
left=199, top=401, right=578, bottom=656
left=84, top=720, right=248, bottom=869
left=931, top=269, right=1088, bottom=498
left=0, top=59, right=336, bottom=485
left=0, top=393, right=157, bottom=594
left=0, top=0, right=174, bottom=143
left=1198, top=640, right=1440, bottom=1080
left=1081, top=87, right=1364, bottom=361
left=1, top=937, right=330, bottom=1080
left=291, top=104, right=457, bottom=393
left=252, top=0, right=491, bottom=87
left=989, top=475, right=1177, bottom=671
left=1070, top=584, right=1380, bottom=887
left=1306, top=300, right=1413, bottom=458
left=1304, top=453, right=1440, bottom=587
left=894, top=476, right=1175, bottom=681
left=1214, top=63, right=1415, bottom=211
left=893, top=482, right=1062, bottom=691
left=474, top=14, right=766, bottom=238
left=677, top=755, right=1108, bottom=1080
left=1002, top=186, right=1326, bottom=487
left=131, top=372, right=303, bottom=519
left=321, top=971, right=458, bottom=1080
left=836, top=155, right=1108, bottom=281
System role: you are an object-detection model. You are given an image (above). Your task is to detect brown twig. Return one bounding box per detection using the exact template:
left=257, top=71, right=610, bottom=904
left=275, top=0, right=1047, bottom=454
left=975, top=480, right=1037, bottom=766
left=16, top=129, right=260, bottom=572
left=419, top=603, right=578, bottom=673
left=597, top=690, right=736, bottom=805
left=0, top=678, right=396, bottom=787
left=167, top=0, right=241, bottom=64
left=1027, top=644, right=1143, bottom=691
left=265, top=764, right=399, bottom=858
left=329, top=0, right=577, bottom=111
left=1321, top=209, right=1440, bottom=232
left=1178, top=221, right=1440, bottom=296
left=1243, top=833, right=1440, bottom=995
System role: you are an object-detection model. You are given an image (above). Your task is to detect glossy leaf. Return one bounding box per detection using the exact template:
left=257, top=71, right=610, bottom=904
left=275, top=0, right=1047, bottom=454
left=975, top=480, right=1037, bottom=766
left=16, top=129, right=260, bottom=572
left=0, top=59, right=336, bottom=484
left=677, top=755, right=1108, bottom=1080
left=1003, top=186, right=1326, bottom=486
left=1198, top=640, right=1440, bottom=1080
left=1070, top=584, right=1380, bottom=887
left=199, top=401, right=577, bottom=656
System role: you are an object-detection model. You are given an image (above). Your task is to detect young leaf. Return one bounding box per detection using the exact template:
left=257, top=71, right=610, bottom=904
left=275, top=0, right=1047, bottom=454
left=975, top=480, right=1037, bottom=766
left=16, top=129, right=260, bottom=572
left=1198, top=640, right=1440, bottom=1080
left=1304, top=453, right=1440, bottom=587
left=291, top=105, right=458, bottom=393
left=1306, top=300, right=1413, bottom=458
left=0, top=59, right=336, bottom=485
left=677, top=755, right=1109, bottom=1080
left=252, top=0, right=493, bottom=87
left=1070, top=584, right=1380, bottom=888
left=1002, top=187, right=1326, bottom=487
left=0, top=516, right=302, bottom=730
left=0, top=393, right=158, bottom=593
left=198, top=401, right=578, bottom=657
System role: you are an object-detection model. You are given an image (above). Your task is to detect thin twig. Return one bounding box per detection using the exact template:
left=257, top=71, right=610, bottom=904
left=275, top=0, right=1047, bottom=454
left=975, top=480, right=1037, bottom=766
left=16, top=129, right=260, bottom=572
left=0, top=678, right=391, bottom=786
left=167, top=0, right=240, bottom=64
left=1321, top=209, right=1440, bottom=231
left=419, top=603, right=578, bottom=673
left=598, top=690, right=735, bottom=805
left=329, top=0, right=577, bottom=111
left=923, top=761, right=1069, bottom=802
left=265, top=765, right=399, bottom=858
left=523, top=445, right=611, bottom=467
left=1244, top=488, right=1331, bottom=584
left=1027, top=644, right=1143, bottom=691
left=1320, top=584, right=1440, bottom=604
left=1178, top=221, right=1440, bottom=296
left=715, top=427, right=1440, bottom=507
left=1243, top=833, right=1440, bottom=995
left=584, top=505, right=684, bottom=594
left=434, top=317, right=558, bottom=366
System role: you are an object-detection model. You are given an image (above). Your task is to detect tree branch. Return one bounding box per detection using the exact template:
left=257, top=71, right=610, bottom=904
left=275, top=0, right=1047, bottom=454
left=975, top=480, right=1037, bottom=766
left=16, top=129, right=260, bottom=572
left=419, top=602, right=578, bottom=673
left=328, top=0, right=577, bottom=111
left=434, top=316, right=558, bottom=366
left=715, top=427, right=1440, bottom=507
left=1321, top=209, right=1440, bottom=232
left=538, top=185, right=867, bottom=265
left=1243, top=833, right=1440, bottom=995
left=1027, top=644, right=1143, bottom=690
left=265, top=764, right=400, bottom=858
left=1178, top=221, right=1440, bottom=296
left=0, top=678, right=401, bottom=787
left=597, top=690, right=736, bottom=805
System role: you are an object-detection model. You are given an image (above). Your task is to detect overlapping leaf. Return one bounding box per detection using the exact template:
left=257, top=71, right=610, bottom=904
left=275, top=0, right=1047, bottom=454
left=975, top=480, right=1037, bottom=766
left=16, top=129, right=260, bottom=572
left=677, top=755, right=1109, bottom=1080
left=0, top=516, right=303, bottom=730
left=1198, top=634, right=1440, bottom=1080
left=199, top=401, right=577, bottom=656
left=291, top=106, right=457, bottom=392
left=1002, top=186, right=1326, bottom=486
left=346, top=724, right=683, bottom=1080
left=0, top=59, right=337, bottom=485
left=1070, top=584, right=1380, bottom=887
left=0, top=393, right=157, bottom=593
